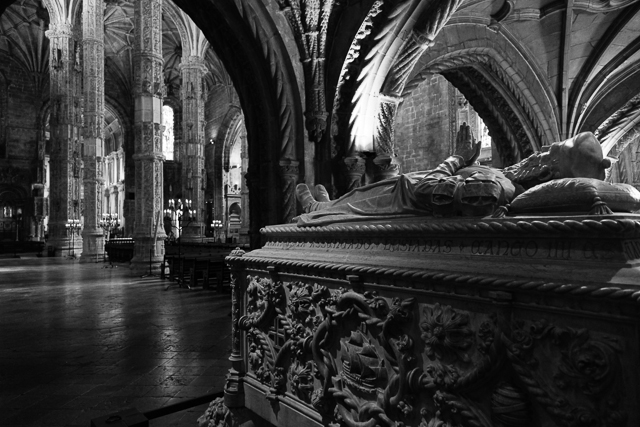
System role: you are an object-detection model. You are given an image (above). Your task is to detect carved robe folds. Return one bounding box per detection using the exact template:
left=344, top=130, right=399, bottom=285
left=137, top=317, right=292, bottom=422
left=225, top=214, right=640, bottom=427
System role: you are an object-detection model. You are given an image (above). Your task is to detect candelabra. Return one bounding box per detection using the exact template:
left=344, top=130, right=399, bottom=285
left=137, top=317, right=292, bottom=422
left=65, top=219, right=82, bottom=260
left=164, top=199, right=196, bottom=239
left=99, top=213, right=120, bottom=265
left=211, top=219, right=223, bottom=242
left=12, top=208, right=23, bottom=258
left=164, top=199, right=196, bottom=287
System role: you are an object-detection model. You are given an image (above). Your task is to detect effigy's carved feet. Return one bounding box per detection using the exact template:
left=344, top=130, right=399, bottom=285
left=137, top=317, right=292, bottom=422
left=296, top=184, right=316, bottom=213
left=315, top=184, right=331, bottom=202
left=297, top=183, right=334, bottom=213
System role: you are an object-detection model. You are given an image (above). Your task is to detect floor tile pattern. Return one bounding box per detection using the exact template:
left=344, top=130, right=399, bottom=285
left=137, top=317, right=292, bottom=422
left=0, top=256, right=231, bottom=427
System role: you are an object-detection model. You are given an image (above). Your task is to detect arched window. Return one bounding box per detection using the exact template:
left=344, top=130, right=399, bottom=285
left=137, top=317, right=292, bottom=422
left=2, top=203, right=13, bottom=218
left=162, top=105, right=175, bottom=160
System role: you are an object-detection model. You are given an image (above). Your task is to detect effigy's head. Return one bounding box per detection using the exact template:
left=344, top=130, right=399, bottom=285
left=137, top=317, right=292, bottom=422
left=502, top=131, right=612, bottom=189
left=547, top=132, right=611, bottom=181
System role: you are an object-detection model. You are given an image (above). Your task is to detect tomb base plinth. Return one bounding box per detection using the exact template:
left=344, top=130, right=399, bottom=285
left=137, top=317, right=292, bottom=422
left=220, top=214, right=640, bottom=427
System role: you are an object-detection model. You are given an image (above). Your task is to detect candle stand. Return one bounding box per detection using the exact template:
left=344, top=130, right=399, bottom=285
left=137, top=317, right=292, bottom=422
left=65, top=219, right=81, bottom=260
left=98, top=213, right=120, bottom=267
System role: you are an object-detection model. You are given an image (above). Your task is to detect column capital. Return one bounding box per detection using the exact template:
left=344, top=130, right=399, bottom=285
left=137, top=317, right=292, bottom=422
left=45, top=23, right=75, bottom=39
left=179, top=56, right=207, bottom=72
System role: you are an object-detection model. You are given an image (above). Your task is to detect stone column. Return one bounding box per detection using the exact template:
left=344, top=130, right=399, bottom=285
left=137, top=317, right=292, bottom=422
left=372, top=95, right=401, bottom=182
left=130, top=0, right=166, bottom=275
left=179, top=56, right=206, bottom=241
left=80, top=0, right=105, bottom=263
left=123, top=130, right=135, bottom=237
left=343, top=156, right=366, bottom=192
left=45, top=23, right=83, bottom=257
left=239, top=132, right=250, bottom=244
left=226, top=248, right=247, bottom=407
left=279, top=159, right=299, bottom=224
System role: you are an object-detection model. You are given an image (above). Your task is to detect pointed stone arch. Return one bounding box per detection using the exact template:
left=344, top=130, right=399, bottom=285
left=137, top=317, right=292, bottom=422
left=171, top=0, right=305, bottom=243
left=218, top=107, right=244, bottom=173
left=396, top=25, right=561, bottom=165
left=211, top=106, right=244, bottom=228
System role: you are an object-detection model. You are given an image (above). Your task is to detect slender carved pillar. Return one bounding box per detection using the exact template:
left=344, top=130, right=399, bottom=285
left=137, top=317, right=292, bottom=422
left=372, top=95, right=401, bottom=182
left=279, top=159, right=299, bottom=224
left=80, top=0, right=105, bottom=263
left=130, top=0, right=165, bottom=274
left=225, top=248, right=246, bottom=408
left=179, top=56, right=206, bottom=241
left=123, top=130, right=135, bottom=237
left=239, top=132, right=250, bottom=244
left=343, top=156, right=366, bottom=191
left=45, top=23, right=83, bottom=257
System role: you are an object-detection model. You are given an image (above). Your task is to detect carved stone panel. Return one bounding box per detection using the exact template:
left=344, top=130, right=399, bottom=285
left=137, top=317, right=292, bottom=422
left=226, top=214, right=640, bottom=427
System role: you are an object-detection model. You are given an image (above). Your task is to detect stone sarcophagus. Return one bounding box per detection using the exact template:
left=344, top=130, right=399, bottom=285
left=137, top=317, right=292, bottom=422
left=217, top=214, right=640, bottom=427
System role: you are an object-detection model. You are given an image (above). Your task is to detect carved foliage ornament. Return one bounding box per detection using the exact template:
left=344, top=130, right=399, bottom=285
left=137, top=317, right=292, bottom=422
left=239, top=276, right=628, bottom=426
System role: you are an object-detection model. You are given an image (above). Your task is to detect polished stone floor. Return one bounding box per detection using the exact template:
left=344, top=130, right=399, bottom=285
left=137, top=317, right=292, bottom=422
left=0, top=255, right=232, bottom=427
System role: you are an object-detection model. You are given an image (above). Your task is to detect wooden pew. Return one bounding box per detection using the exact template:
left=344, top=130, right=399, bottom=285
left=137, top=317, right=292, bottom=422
left=203, top=256, right=230, bottom=292
left=162, top=242, right=246, bottom=289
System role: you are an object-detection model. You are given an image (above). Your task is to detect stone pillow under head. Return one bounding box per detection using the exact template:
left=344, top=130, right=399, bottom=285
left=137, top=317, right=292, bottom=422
left=509, top=178, right=640, bottom=214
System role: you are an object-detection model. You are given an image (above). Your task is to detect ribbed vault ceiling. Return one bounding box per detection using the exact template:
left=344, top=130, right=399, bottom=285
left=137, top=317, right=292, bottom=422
left=0, top=0, right=231, bottom=123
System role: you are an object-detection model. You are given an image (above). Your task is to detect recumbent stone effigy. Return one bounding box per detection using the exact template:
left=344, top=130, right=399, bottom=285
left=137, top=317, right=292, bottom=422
left=201, top=130, right=640, bottom=427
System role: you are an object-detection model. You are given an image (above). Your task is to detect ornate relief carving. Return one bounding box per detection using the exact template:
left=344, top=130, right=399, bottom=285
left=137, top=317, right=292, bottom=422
left=596, top=95, right=640, bottom=143
left=236, top=272, right=629, bottom=427
left=198, top=397, right=230, bottom=427
left=420, top=303, right=472, bottom=362
left=604, top=125, right=640, bottom=163
left=503, top=319, right=626, bottom=426
left=376, top=97, right=401, bottom=156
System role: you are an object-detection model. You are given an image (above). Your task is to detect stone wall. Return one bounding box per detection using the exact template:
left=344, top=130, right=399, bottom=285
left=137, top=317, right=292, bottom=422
left=0, top=54, right=41, bottom=166
left=394, top=74, right=453, bottom=174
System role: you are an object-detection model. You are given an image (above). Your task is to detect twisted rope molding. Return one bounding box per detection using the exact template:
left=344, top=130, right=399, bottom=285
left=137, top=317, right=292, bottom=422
left=262, top=217, right=640, bottom=237
left=226, top=253, right=640, bottom=305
